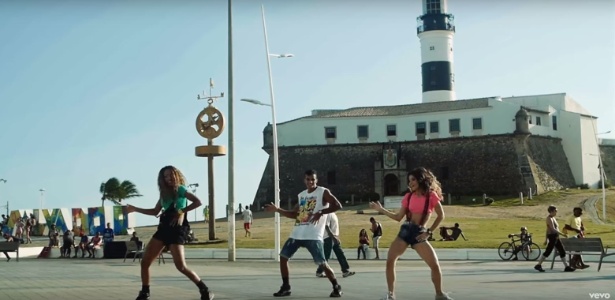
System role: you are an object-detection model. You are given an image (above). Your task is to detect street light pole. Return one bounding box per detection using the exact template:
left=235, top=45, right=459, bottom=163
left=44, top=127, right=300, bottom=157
left=261, top=4, right=282, bottom=261
left=227, top=0, right=236, bottom=262
left=598, top=151, right=606, bottom=221
left=592, top=125, right=610, bottom=221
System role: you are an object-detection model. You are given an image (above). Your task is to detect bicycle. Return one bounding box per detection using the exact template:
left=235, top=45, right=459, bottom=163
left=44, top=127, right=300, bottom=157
left=498, top=233, right=541, bottom=261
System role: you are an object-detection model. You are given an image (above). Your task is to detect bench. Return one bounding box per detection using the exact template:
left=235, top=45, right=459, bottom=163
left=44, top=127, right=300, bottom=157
left=550, top=237, right=614, bottom=271
left=0, top=241, right=20, bottom=262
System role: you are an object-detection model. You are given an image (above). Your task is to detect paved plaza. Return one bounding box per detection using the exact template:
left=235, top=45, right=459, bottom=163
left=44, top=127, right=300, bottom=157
left=0, top=253, right=613, bottom=300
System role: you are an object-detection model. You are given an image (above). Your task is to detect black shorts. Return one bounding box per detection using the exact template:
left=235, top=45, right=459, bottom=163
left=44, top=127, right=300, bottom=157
left=152, top=208, right=190, bottom=246
left=397, top=222, right=427, bottom=247
left=153, top=225, right=187, bottom=246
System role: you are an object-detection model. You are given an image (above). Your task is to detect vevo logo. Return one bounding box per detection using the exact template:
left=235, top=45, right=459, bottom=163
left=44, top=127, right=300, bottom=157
left=589, top=293, right=611, bottom=299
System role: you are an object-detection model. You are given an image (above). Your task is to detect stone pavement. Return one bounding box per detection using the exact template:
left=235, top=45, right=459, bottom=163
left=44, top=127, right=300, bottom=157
left=0, top=256, right=612, bottom=300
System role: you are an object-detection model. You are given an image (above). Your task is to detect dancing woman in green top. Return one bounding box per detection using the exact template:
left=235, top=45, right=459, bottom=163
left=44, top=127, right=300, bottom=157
left=127, top=165, right=213, bottom=300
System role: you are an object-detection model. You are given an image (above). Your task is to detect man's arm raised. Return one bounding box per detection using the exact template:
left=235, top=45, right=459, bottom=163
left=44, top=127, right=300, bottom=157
left=264, top=202, right=299, bottom=219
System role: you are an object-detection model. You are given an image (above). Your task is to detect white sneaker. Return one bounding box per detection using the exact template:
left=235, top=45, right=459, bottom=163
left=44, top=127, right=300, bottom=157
left=342, top=271, right=355, bottom=278
left=381, top=292, right=395, bottom=300
left=435, top=292, right=454, bottom=300
left=315, top=272, right=326, bottom=278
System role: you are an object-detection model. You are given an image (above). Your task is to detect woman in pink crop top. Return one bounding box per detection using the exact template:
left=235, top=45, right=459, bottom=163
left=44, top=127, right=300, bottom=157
left=369, top=167, right=453, bottom=300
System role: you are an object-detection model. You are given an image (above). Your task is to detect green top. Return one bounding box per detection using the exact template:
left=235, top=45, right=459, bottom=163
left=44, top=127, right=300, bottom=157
left=160, top=185, right=188, bottom=211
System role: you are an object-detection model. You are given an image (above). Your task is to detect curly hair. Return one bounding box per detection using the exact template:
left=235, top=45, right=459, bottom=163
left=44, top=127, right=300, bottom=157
left=157, top=165, right=187, bottom=201
left=408, top=167, right=443, bottom=199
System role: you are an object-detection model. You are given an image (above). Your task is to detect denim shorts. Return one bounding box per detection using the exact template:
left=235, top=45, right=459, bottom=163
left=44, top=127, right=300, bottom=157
left=279, top=238, right=326, bottom=265
left=398, top=222, right=427, bottom=247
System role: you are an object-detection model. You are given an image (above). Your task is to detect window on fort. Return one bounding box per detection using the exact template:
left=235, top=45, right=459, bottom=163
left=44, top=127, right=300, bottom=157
left=449, top=119, right=460, bottom=132
left=357, top=125, right=369, bottom=138
left=472, top=118, right=482, bottom=130
left=327, top=171, right=336, bottom=185
left=528, top=115, right=532, bottom=124
left=430, top=121, right=439, bottom=133
left=387, top=124, right=397, bottom=136
left=536, top=116, right=542, bottom=126
left=416, top=122, right=426, bottom=135
left=552, top=116, right=557, bottom=130
left=325, top=127, right=336, bottom=139
left=426, top=0, right=441, bottom=14
left=430, top=46, right=435, bottom=50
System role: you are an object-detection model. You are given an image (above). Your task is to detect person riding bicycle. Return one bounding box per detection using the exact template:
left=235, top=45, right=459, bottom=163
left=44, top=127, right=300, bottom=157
left=511, top=227, right=531, bottom=260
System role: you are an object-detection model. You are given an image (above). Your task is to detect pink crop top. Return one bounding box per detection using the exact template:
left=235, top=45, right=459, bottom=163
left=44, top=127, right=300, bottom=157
left=401, top=191, right=441, bottom=221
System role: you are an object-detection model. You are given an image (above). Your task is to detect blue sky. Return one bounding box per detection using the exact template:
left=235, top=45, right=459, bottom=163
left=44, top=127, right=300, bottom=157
left=0, top=0, right=613, bottom=226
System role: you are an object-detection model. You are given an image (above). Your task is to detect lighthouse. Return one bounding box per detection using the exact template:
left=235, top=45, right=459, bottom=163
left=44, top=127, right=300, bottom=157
left=418, top=0, right=456, bottom=103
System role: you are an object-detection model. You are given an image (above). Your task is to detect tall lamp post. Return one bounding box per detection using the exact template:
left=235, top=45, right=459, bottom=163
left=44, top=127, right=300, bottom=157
left=227, top=0, right=236, bottom=262
left=595, top=130, right=611, bottom=221
left=241, top=5, right=293, bottom=262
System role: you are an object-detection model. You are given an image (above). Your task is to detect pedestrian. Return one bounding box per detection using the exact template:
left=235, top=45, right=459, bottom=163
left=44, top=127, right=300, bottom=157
left=315, top=212, right=356, bottom=278
left=533, top=205, right=575, bottom=272
left=369, top=167, right=453, bottom=300
left=242, top=205, right=253, bottom=238
left=126, top=165, right=214, bottom=300
left=264, top=169, right=343, bottom=297
left=369, top=217, right=383, bottom=259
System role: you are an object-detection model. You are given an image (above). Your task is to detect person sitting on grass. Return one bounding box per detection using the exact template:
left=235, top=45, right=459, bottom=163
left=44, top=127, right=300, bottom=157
left=439, top=223, right=467, bottom=241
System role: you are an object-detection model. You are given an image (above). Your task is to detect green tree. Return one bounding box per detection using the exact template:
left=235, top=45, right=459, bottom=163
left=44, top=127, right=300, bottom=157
left=99, top=177, right=142, bottom=206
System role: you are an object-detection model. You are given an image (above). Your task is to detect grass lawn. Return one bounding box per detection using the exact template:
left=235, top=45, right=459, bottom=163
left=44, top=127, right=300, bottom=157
left=183, top=189, right=615, bottom=250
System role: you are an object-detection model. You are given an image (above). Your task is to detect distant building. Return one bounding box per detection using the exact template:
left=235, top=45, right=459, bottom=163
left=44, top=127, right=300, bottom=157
left=250, top=0, right=613, bottom=208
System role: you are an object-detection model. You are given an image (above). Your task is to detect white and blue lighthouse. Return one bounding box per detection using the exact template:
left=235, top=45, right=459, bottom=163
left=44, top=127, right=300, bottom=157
left=418, top=0, right=456, bottom=103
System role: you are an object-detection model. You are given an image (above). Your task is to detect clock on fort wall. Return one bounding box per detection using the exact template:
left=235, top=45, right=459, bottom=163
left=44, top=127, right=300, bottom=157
left=383, top=146, right=398, bottom=169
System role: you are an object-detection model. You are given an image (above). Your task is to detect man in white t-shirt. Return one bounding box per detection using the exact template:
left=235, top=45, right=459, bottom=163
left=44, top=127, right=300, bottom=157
left=242, top=206, right=253, bottom=238
left=265, top=169, right=343, bottom=298
left=315, top=213, right=356, bottom=278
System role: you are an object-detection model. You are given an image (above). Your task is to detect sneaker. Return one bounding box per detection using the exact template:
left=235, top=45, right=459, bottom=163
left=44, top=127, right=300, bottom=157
left=381, top=292, right=395, bottom=300
left=435, top=292, right=454, bottom=300
left=316, top=272, right=326, bottom=278
left=273, top=286, right=291, bottom=297
left=342, top=271, right=355, bottom=278
left=534, top=264, right=545, bottom=272
left=579, top=264, right=590, bottom=269
left=200, top=288, right=214, bottom=300
left=330, top=284, right=342, bottom=297
left=564, top=266, right=575, bottom=272
left=135, top=291, right=150, bottom=300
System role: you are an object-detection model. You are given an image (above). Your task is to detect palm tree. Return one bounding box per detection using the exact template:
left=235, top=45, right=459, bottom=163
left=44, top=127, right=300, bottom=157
left=99, top=177, right=142, bottom=206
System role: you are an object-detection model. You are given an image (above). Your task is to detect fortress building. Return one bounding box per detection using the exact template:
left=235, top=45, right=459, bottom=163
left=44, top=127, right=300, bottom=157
left=251, top=0, right=614, bottom=208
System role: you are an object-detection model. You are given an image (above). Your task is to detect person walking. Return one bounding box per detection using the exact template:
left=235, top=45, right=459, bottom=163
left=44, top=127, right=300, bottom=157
left=242, top=205, right=253, bottom=238
left=533, top=205, right=575, bottom=273
left=370, top=217, right=383, bottom=260
left=315, top=212, right=356, bottom=278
